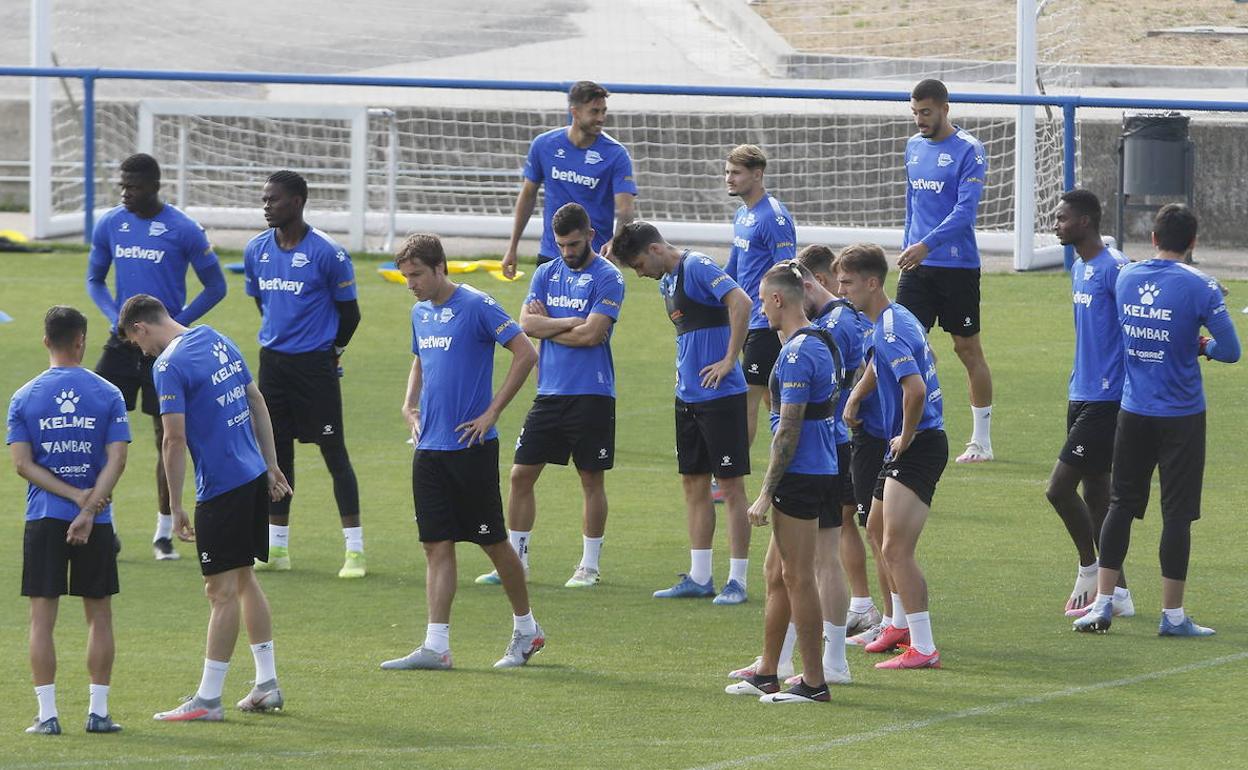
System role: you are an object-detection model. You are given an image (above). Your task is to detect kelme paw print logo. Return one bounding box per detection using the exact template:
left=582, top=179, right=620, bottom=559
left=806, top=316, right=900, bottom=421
left=55, top=390, right=79, bottom=414
left=211, top=340, right=230, bottom=365
left=1138, top=283, right=1160, bottom=306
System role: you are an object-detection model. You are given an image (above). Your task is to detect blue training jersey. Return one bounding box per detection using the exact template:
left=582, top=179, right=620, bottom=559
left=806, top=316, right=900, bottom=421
left=660, top=251, right=748, bottom=403
left=526, top=255, right=625, bottom=397
left=411, top=284, right=522, bottom=451
left=904, top=127, right=987, bottom=269
left=727, top=194, right=797, bottom=329
left=1070, top=246, right=1129, bottom=402
left=153, top=326, right=267, bottom=501
left=87, top=204, right=219, bottom=326
left=7, top=367, right=131, bottom=524
left=1116, top=260, right=1235, bottom=417
left=769, top=327, right=840, bottom=476
left=243, top=227, right=358, bottom=354
left=811, top=299, right=865, bottom=445
left=523, top=128, right=638, bottom=258
left=854, top=314, right=887, bottom=441
left=872, top=303, right=944, bottom=442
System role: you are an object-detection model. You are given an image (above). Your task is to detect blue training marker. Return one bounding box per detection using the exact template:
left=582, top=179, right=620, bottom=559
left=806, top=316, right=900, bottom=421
left=0, top=310, right=12, bottom=323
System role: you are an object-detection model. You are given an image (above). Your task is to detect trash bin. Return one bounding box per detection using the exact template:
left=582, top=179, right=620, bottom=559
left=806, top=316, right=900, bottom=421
left=1116, top=111, right=1195, bottom=248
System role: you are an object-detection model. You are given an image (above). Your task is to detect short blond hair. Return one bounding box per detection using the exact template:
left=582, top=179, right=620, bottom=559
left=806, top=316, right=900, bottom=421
left=726, top=144, right=767, bottom=171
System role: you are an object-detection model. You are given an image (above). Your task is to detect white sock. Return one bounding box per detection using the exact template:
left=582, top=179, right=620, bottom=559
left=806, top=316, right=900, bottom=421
left=1114, top=586, right=1131, bottom=600
left=971, top=405, right=993, bottom=448
left=849, top=596, right=874, bottom=613
left=1078, top=561, right=1099, bottom=578
left=907, top=611, right=936, bottom=655
left=270, top=525, right=290, bottom=549
left=823, top=621, right=848, bottom=672
left=154, top=513, right=173, bottom=541
left=342, top=526, right=363, bottom=553
left=250, top=640, right=277, bottom=685
left=89, top=683, right=110, bottom=717
left=689, top=549, right=712, bottom=585
left=1163, top=606, right=1185, bottom=624
left=1092, top=592, right=1114, bottom=611
left=513, top=611, right=537, bottom=635
left=424, top=623, right=450, bottom=653
left=881, top=615, right=893, bottom=628
left=891, top=594, right=909, bottom=628
left=728, top=558, right=749, bottom=587
left=580, top=536, right=604, bottom=571
left=778, top=623, right=797, bottom=668
left=509, top=529, right=531, bottom=568
left=35, top=684, right=57, bottom=722
left=196, top=659, right=230, bottom=702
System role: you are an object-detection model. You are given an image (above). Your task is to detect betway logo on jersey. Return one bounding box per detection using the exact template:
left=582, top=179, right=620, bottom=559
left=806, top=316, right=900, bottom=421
left=257, top=277, right=304, bottom=295
left=417, top=335, right=453, bottom=351
left=545, top=294, right=589, bottom=311
left=910, top=178, right=945, bottom=194
left=1073, top=291, right=1093, bottom=307
left=733, top=237, right=749, bottom=250
left=38, top=415, right=97, bottom=430
left=114, top=244, right=165, bottom=263
left=550, top=166, right=599, bottom=189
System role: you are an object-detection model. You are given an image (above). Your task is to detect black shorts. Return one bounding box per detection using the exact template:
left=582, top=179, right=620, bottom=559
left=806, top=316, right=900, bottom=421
left=95, top=331, right=159, bottom=415
left=895, top=266, right=981, bottom=337
left=675, top=394, right=750, bottom=478
left=259, top=347, right=346, bottom=445
left=194, top=474, right=269, bottom=576
left=772, top=473, right=839, bottom=526
left=1061, top=400, right=1120, bottom=474
left=851, top=430, right=888, bottom=526
left=873, top=429, right=948, bottom=507
left=22, top=519, right=118, bottom=599
left=1109, top=410, right=1205, bottom=523
left=413, top=439, right=506, bottom=545
left=514, top=395, right=615, bottom=471
left=834, top=441, right=855, bottom=510
left=742, top=328, right=782, bottom=386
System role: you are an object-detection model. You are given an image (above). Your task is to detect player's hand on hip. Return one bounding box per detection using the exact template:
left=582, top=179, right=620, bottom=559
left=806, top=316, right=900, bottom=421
left=897, top=242, right=929, bottom=271
left=889, top=434, right=912, bottom=459
left=171, top=508, right=195, bottom=542
left=747, top=495, right=771, bottom=527
left=456, top=410, right=497, bottom=447
left=699, top=358, right=735, bottom=389
left=267, top=467, right=293, bottom=502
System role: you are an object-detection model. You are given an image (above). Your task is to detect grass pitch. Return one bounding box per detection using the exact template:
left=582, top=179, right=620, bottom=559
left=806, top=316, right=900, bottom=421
left=0, top=248, right=1245, bottom=769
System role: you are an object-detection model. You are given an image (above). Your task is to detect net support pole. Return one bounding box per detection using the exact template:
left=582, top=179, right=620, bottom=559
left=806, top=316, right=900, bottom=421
left=1013, top=0, right=1038, bottom=270
left=29, top=0, right=52, bottom=238
left=1063, top=102, right=1078, bottom=269
left=82, top=75, right=95, bottom=243
left=348, top=110, right=368, bottom=253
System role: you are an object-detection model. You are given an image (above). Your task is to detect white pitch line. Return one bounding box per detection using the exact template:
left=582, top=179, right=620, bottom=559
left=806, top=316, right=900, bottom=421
left=686, top=650, right=1248, bottom=770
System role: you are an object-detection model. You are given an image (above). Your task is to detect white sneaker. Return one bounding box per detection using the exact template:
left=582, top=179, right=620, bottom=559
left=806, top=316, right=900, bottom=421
left=955, top=441, right=993, bottom=463
left=846, top=606, right=882, bottom=636
left=236, top=683, right=284, bottom=712
left=726, top=655, right=793, bottom=681
left=494, top=624, right=545, bottom=668
left=1112, top=590, right=1135, bottom=617
left=847, top=623, right=883, bottom=647
left=785, top=666, right=851, bottom=687
left=380, top=646, right=452, bottom=670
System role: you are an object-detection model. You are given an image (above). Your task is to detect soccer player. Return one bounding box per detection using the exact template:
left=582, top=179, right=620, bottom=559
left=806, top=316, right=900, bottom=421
left=86, top=152, right=226, bottom=561
left=1047, top=190, right=1134, bottom=617
left=725, top=263, right=841, bottom=704
left=9, top=306, right=129, bottom=735
left=724, top=144, right=798, bottom=447
left=611, top=222, right=754, bottom=604
left=477, top=202, right=625, bottom=588
left=380, top=234, right=544, bottom=670
left=841, top=243, right=947, bottom=670
left=118, top=294, right=291, bottom=722
left=243, top=170, right=365, bottom=578
left=500, top=80, right=637, bottom=278
left=1074, top=204, right=1240, bottom=636
left=898, top=78, right=995, bottom=464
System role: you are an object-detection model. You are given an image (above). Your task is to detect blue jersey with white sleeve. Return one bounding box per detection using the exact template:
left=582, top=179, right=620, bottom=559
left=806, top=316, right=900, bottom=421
left=153, top=326, right=267, bottom=501
left=243, top=227, right=357, bottom=354
left=727, top=195, right=797, bottom=329
left=411, top=285, right=522, bottom=451
left=1116, top=260, right=1238, bottom=417
left=7, top=367, right=130, bottom=524
left=660, top=251, right=748, bottom=403
left=526, top=255, right=625, bottom=397
left=904, top=127, right=987, bottom=269
left=1069, top=246, right=1129, bottom=402
left=872, top=303, right=944, bottom=440
left=523, top=128, right=637, bottom=258
left=812, top=299, right=865, bottom=445
left=768, top=328, right=840, bottom=476
left=87, top=204, right=221, bottom=327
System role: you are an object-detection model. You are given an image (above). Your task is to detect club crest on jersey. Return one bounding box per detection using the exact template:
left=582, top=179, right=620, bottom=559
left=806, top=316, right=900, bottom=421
left=291, top=252, right=310, bottom=268
left=576, top=274, right=593, bottom=288
left=439, top=307, right=455, bottom=323
left=1084, top=264, right=1095, bottom=280
left=148, top=220, right=167, bottom=237
left=585, top=150, right=603, bottom=165
left=937, top=153, right=953, bottom=167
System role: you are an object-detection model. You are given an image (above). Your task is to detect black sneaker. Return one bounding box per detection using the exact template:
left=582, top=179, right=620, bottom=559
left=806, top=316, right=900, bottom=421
left=152, top=537, right=181, bottom=561
left=759, top=679, right=830, bottom=703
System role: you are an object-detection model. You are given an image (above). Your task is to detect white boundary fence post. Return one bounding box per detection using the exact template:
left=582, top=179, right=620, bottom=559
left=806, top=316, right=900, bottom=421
left=1013, top=0, right=1038, bottom=270
left=29, top=0, right=52, bottom=238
